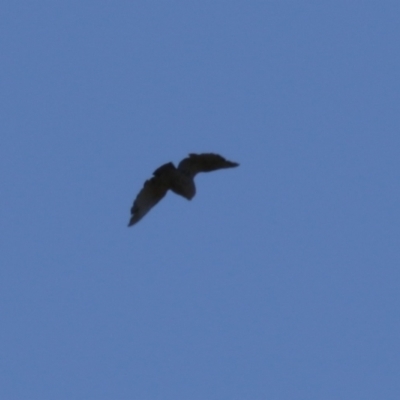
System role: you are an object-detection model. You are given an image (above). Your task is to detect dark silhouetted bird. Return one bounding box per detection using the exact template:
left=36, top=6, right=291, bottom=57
left=128, top=153, right=239, bottom=226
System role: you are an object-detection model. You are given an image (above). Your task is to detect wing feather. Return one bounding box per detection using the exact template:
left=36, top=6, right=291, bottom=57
left=128, top=175, right=170, bottom=226
left=177, top=153, right=239, bottom=177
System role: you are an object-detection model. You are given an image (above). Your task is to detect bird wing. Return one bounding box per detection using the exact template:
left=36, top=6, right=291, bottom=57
left=177, top=153, right=239, bottom=178
left=128, top=163, right=176, bottom=226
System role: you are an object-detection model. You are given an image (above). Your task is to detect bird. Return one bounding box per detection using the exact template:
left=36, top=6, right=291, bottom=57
left=128, top=153, right=239, bottom=226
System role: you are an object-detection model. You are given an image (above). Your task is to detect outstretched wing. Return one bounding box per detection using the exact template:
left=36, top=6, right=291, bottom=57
left=128, top=163, right=176, bottom=226
left=177, top=153, right=239, bottom=178
left=128, top=177, right=169, bottom=226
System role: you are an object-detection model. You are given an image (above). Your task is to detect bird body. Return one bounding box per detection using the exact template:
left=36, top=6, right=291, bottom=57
left=128, top=153, right=239, bottom=226
left=170, top=170, right=196, bottom=200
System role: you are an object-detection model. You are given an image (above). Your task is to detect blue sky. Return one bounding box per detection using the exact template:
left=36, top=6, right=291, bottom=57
left=1, top=2, right=399, bottom=399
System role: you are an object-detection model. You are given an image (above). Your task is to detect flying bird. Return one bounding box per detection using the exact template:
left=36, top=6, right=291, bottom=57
left=128, top=153, right=239, bottom=226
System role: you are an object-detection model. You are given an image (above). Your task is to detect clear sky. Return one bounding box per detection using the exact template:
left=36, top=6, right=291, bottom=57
left=1, top=2, right=399, bottom=399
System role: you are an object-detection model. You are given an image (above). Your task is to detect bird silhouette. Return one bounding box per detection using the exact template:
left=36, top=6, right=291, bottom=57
left=128, top=153, right=239, bottom=226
